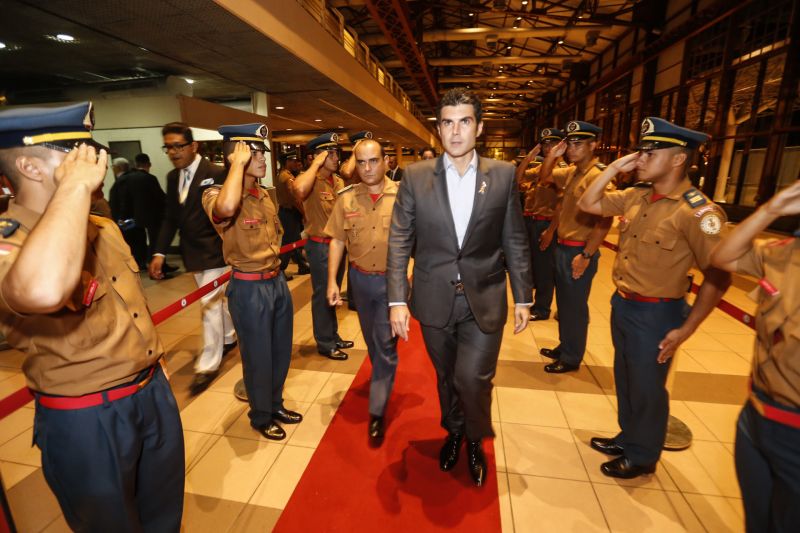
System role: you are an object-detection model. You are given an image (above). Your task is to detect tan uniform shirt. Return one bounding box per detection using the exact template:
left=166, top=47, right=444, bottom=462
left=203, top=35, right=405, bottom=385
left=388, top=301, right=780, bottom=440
left=0, top=201, right=162, bottom=396
left=525, top=163, right=571, bottom=218
left=202, top=186, right=283, bottom=273
left=736, top=237, right=800, bottom=409
left=324, top=179, right=398, bottom=273
left=599, top=179, right=727, bottom=298
left=276, top=169, right=295, bottom=209
left=558, top=159, right=613, bottom=242
left=303, top=173, right=344, bottom=238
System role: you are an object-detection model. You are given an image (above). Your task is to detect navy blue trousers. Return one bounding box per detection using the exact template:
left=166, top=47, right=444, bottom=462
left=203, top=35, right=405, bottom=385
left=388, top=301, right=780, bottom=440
left=554, top=244, right=599, bottom=366
left=227, top=274, right=293, bottom=427
left=735, top=397, right=800, bottom=533
left=278, top=207, right=307, bottom=270
left=305, top=240, right=341, bottom=352
left=33, top=367, right=184, bottom=533
left=525, top=218, right=556, bottom=316
left=610, top=293, right=687, bottom=465
left=348, top=267, right=398, bottom=417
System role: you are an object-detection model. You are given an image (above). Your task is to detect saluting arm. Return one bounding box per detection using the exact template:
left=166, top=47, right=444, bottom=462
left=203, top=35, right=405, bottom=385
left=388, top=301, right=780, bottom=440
left=1, top=145, right=108, bottom=314
left=538, top=140, right=567, bottom=184
left=339, top=154, right=357, bottom=184
left=292, top=151, right=329, bottom=202
left=515, top=144, right=540, bottom=185
left=578, top=152, right=640, bottom=215
left=214, top=142, right=249, bottom=219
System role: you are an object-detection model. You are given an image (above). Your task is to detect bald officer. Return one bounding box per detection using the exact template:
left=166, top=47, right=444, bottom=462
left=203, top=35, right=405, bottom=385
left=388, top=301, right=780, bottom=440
left=292, top=133, right=354, bottom=360
left=325, top=139, right=398, bottom=441
left=515, top=127, right=568, bottom=321
left=579, top=117, right=731, bottom=478
left=0, top=103, right=184, bottom=530
left=202, top=124, right=301, bottom=441
left=711, top=180, right=800, bottom=532
left=538, top=121, right=614, bottom=373
left=339, top=130, right=373, bottom=184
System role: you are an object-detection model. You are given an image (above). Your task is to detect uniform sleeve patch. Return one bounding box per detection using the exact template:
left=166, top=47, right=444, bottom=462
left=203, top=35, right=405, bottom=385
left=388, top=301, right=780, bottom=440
left=0, top=218, right=20, bottom=238
left=700, top=213, right=722, bottom=235
left=683, top=188, right=707, bottom=208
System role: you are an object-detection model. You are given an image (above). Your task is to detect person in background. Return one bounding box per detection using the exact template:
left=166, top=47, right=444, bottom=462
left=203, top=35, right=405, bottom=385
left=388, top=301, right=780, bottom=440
left=711, top=179, right=800, bottom=532
left=420, top=147, right=436, bottom=160
left=276, top=152, right=310, bottom=280
left=386, top=154, right=403, bottom=181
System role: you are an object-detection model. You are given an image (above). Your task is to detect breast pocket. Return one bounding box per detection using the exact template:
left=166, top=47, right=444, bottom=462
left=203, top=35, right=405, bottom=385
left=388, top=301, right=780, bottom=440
left=639, top=229, right=678, bottom=266
left=344, top=219, right=363, bottom=243
left=65, top=275, right=115, bottom=349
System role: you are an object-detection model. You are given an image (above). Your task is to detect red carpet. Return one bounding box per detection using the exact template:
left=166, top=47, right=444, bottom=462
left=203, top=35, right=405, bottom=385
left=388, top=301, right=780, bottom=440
left=274, top=320, right=502, bottom=532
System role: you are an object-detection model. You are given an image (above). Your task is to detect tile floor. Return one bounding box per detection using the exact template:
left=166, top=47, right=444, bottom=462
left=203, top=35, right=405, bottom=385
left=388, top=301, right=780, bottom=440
left=0, top=235, right=758, bottom=532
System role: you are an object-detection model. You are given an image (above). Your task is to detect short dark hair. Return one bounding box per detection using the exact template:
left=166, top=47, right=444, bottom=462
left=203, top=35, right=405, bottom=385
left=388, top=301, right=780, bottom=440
left=436, top=88, right=482, bottom=124
left=134, top=153, right=150, bottom=166
left=421, top=147, right=436, bottom=157
left=161, top=122, right=194, bottom=143
left=0, top=145, right=52, bottom=190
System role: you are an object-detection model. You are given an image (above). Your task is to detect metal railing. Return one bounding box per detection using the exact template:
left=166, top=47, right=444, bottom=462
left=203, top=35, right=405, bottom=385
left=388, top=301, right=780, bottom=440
left=297, top=0, right=426, bottom=122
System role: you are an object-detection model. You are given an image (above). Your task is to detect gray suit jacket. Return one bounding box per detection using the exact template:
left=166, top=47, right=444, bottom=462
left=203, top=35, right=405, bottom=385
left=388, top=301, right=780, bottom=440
left=387, top=155, right=533, bottom=333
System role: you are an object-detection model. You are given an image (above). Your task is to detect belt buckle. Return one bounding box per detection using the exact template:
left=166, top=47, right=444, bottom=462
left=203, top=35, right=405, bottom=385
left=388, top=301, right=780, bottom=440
left=453, top=281, right=464, bottom=293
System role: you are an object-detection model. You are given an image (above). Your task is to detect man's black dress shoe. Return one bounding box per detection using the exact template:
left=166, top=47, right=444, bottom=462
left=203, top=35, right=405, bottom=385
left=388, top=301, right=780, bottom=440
left=274, top=407, right=303, bottom=424
left=439, top=433, right=464, bottom=471
left=297, top=265, right=311, bottom=275
left=529, top=310, right=550, bottom=321
left=223, top=341, right=238, bottom=355
left=544, top=361, right=579, bottom=373
left=539, top=347, right=560, bottom=360
left=162, top=263, right=179, bottom=273
left=189, top=371, right=218, bottom=395
left=590, top=437, right=624, bottom=456
left=600, top=456, right=656, bottom=479
left=335, top=339, right=354, bottom=349
left=368, top=416, right=384, bottom=439
left=467, top=440, right=487, bottom=487
left=319, top=348, right=349, bottom=361
left=254, top=422, right=286, bottom=441
left=283, top=271, right=294, bottom=281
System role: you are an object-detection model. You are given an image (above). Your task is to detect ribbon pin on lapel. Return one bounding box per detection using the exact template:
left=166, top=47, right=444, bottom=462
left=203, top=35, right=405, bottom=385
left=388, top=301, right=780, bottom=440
left=478, top=181, right=487, bottom=194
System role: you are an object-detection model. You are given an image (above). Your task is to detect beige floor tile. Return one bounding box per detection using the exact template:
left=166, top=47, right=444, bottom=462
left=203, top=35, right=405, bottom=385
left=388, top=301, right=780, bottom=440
left=184, top=435, right=282, bottom=503
left=497, top=471, right=514, bottom=533
left=0, top=351, right=25, bottom=370
left=687, top=350, right=751, bottom=376
left=0, top=406, right=34, bottom=446
left=699, top=315, right=753, bottom=336
left=668, top=401, right=717, bottom=442
left=502, top=423, right=588, bottom=481
left=282, top=369, right=332, bottom=403
left=225, top=401, right=311, bottom=442
left=0, top=428, right=40, bottom=467
left=496, top=387, right=568, bottom=428
left=586, top=344, right=615, bottom=367
left=494, top=426, right=507, bottom=473
left=594, top=484, right=704, bottom=532
left=684, top=493, right=744, bottom=533
left=180, top=493, right=246, bottom=533
left=228, top=503, right=283, bottom=533
left=587, top=326, right=614, bottom=346
left=556, top=391, right=618, bottom=432
left=673, top=351, right=708, bottom=373
left=713, top=333, right=757, bottom=357
left=684, top=402, right=741, bottom=443
left=661, top=441, right=740, bottom=498
left=498, top=330, right=537, bottom=361
left=209, top=363, right=243, bottom=393
left=0, top=373, right=27, bottom=398
left=491, top=388, right=500, bottom=423
left=179, top=391, right=247, bottom=435
left=183, top=430, right=221, bottom=473
left=249, top=444, right=315, bottom=509
left=508, top=474, right=608, bottom=532
left=571, top=430, right=676, bottom=491
left=315, top=372, right=355, bottom=406
left=0, top=460, right=37, bottom=490
left=680, top=332, right=731, bottom=352
left=287, top=402, right=337, bottom=448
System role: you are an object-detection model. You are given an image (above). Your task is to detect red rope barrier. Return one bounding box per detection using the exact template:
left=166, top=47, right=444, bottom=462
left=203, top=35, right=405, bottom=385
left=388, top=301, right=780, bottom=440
left=0, top=238, right=309, bottom=420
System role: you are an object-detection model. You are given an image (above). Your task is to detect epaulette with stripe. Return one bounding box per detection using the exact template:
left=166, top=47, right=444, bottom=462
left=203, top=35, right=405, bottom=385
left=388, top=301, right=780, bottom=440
left=337, top=184, right=355, bottom=195
left=682, top=187, right=707, bottom=208
left=594, top=163, right=607, bottom=170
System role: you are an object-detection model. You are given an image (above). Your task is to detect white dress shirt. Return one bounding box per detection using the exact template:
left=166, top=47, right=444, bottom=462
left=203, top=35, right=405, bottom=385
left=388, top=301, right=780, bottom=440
left=178, top=154, right=202, bottom=204
left=443, top=151, right=478, bottom=249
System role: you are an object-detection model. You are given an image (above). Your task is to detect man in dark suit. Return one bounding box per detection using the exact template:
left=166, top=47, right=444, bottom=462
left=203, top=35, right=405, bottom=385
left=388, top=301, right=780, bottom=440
left=387, top=88, right=533, bottom=487
left=386, top=155, right=404, bottom=181
left=133, top=153, right=167, bottom=261
left=148, top=122, right=236, bottom=394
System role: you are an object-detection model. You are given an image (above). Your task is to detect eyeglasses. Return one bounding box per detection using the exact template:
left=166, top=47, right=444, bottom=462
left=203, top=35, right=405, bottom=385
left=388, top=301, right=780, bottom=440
left=162, top=142, right=192, bottom=153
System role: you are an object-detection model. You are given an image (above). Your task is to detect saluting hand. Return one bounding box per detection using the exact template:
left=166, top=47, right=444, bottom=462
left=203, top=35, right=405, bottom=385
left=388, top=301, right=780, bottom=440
left=609, top=151, right=641, bottom=174
left=313, top=150, right=330, bottom=168
left=764, top=180, right=800, bottom=217
left=527, top=144, right=541, bottom=160
left=54, top=143, right=108, bottom=191
left=227, top=141, right=252, bottom=167
left=548, top=139, right=567, bottom=159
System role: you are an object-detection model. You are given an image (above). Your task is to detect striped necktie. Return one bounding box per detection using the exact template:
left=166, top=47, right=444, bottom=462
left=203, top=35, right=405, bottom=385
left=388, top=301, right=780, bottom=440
left=179, top=168, right=192, bottom=204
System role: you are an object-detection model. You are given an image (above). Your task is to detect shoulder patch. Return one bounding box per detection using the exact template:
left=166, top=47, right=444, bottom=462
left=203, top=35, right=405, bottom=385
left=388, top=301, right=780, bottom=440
left=699, top=212, right=722, bottom=235
left=337, top=184, right=355, bottom=195
left=594, top=163, right=607, bottom=171
left=683, top=188, right=707, bottom=208
left=0, top=218, right=20, bottom=238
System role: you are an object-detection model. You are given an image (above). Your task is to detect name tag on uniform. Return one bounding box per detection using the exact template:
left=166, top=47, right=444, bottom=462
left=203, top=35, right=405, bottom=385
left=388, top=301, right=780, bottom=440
left=199, top=178, right=214, bottom=187
left=243, top=218, right=262, bottom=226
left=344, top=211, right=362, bottom=219
left=83, top=278, right=99, bottom=307
left=320, top=191, right=334, bottom=201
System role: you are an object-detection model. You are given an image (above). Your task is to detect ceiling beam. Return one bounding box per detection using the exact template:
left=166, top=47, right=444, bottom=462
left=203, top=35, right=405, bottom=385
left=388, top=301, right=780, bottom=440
left=438, top=74, right=560, bottom=83
left=359, top=24, right=614, bottom=46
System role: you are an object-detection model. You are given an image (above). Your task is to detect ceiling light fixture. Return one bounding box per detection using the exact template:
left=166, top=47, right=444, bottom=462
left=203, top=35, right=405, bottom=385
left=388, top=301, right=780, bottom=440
left=275, top=106, right=285, bottom=110
left=468, top=12, right=474, bottom=17
left=55, top=33, right=75, bottom=41
left=286, top=128, right=293, bottom=131
left=314, top=119, right=322, bottom=122
left=0, top=42, right=6, bottom=50
left=557, top=38, right=565, bottom=45
left=185, top=78, right=195, bottom=84
left=521, top=0, right=528, bottom=4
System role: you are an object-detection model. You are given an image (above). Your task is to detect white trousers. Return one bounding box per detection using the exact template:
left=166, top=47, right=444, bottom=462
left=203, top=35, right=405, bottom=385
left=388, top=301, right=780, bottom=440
left=192, top=267, right=236, bottom=373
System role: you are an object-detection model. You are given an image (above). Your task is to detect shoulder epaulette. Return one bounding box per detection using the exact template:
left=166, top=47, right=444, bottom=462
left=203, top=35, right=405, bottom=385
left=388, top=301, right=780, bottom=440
left=633, top=181, right=653, bottom=188
left=337, top=184, right=355, bottom=195
left=557, top=161, right=568, bottom=168
left=682, top=187, right=707, bottom=208
left=0, top=218, right=20, bottom=238
left=594, top=163, right=607, bottom=171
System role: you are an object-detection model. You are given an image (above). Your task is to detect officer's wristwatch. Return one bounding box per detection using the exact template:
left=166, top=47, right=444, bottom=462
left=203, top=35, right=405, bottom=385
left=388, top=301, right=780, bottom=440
left=580, top=250, right=592, bottom=259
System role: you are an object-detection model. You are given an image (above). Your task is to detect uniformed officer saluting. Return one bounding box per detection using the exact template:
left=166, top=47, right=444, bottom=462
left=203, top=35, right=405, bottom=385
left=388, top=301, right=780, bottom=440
left=325, top=139, right=399, bottom=441
left=201, top=124, right=302, bottom=441
left=0, top=103, right=184, bottom=530
left=538, top=121, right=614, bottom=373
left=578, top=117, right=732, bottom=478
left=515, top=127, right=569, bottom=322
left=292, top=133, right=354, bottom=360
left=711, top=180, right=800, bottom=532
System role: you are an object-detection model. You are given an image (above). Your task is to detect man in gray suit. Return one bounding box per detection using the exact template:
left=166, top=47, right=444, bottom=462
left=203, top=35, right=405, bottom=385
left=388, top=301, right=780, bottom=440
left=387, top=88, right=533, bottom=487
